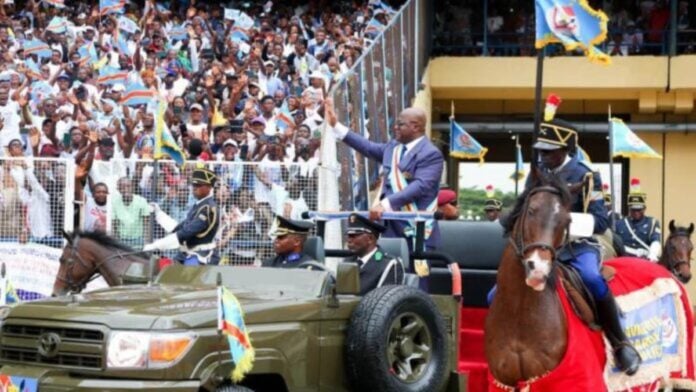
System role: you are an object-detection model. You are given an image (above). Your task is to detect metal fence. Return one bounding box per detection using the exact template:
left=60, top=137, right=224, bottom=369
left=0, top=157, right=75, bottom=247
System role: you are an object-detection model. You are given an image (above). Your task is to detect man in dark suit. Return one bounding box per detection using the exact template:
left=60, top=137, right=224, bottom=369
left=262, top=216, right=318, bottom=268
left=324, top=99, right=444, bottom=255
left=343, top=213, right=404, bottom=295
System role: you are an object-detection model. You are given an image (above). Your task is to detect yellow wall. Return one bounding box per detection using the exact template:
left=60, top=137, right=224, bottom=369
left=427, top=55, right=696, bottom=297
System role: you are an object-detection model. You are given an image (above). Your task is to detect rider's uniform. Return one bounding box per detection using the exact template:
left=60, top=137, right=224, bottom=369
left=615, top=190, right=661, bottom=261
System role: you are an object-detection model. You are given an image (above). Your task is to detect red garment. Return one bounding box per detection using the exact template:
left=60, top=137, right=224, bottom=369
left=648, top=8, right=670, bottom=42
left=488, top=282, right=606, bottom=391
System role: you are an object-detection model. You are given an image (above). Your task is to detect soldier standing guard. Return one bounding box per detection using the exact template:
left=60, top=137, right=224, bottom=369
left=484, top=185, right=503, bottom=222
left=343, top=213, right=405, bottom=295
left=615, top=178, right=661, bottom=261
left=144, top=167, right=221, bottom=265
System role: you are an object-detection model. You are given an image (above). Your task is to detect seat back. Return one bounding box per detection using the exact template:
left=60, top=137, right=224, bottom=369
left=377, top=237, right=411, bottom=270
left=302, top=236, right=325, bottom=263
left=429, top=221, right=507, bottom=306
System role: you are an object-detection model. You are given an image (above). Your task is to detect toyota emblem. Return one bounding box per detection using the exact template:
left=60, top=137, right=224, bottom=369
left=37, top=332, right=61, bottom=358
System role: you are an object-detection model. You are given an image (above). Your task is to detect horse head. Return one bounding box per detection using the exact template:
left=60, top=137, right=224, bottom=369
left=505, top=170, right=572, bottom=291
left=662, top=220, right=694, bottom=284
left=54, top=230, right=90, bottom=296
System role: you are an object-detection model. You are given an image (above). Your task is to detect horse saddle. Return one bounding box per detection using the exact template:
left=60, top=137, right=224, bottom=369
left=558, top=264, right=616, bottom=331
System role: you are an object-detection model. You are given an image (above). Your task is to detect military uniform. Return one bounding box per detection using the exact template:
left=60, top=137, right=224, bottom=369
left=262, top=216, right=319, bottom=268
left=144, top=167, right=221, bottom=265
left=615, top=190, right=661, bottom=261
left=343, top=213, right=404, bottom=295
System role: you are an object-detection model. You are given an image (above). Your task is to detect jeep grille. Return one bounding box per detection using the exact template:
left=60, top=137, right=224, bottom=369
left=0, top=324, right=105, bottom=369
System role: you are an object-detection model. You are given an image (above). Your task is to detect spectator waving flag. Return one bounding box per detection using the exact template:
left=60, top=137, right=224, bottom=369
left=230, top=27, right=250, bottom=43
left=121, top=80, right=155, bottom=107
left=275, top=106, right=294, bottom=132
left=30, top=81, right=55, bottom=104
left=364, top=18, right=384, bottom=36
left=100, top=0, right=126, bottom=15
left=510, top=141, right=526, bottom=181
left=611, top=118, right=662, bottom=159
left=43, top=0, right=65, bottom=8
left=97, top=66, right=128, bottom=86
left=535, top=0, right=610, bottom=64
left=154, top=99, right=185, bottom=165
left=169, top=25, right=188, bottom=42
left=218, top=285, right=255, bottom=382
left=78, top=43, right=98, bottom=66
left=118, top=16, right=140, bottom=34
left=23, top=39, right=52, bottom=60
left=25, top=57, right=44, bottom=80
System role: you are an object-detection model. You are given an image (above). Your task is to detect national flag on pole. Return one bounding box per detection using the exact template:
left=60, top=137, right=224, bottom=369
left=450, top=118, right=487, bottom=162
left=611, top=118, right=662, bottom=159
left=154, top=99, right=186, bottom=165
left=43, top=0, right=65, bottom=8
left=23, top=39, right=52, bottom=60
left=46, top=16, right=68, bottom=34
left=535, top=0, right=610, bottom=64
left=510, top=142, right=526, bottom=181
left=120, top=81, right=155, bottom=107
left=97, top=66, right=128, bottom=85
left=217, top=286, right=255, bottom=382
left=100, top=0, right=125, bottom=15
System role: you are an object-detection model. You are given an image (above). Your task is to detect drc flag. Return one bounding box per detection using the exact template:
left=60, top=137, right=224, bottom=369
left=535, top=0, right=610, bottom=64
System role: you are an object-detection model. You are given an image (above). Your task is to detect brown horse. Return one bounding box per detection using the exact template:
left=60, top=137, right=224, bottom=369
left=659, top=220, right=694, bottom=284
left=54, top=230, right=153, bottom=296
left=485, top=174, right=573, bottom=386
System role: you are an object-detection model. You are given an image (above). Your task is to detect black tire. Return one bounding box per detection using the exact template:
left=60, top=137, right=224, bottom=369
left=345, top=285, right=449, bottom=392
left=215, top=385, right=253, bottom=392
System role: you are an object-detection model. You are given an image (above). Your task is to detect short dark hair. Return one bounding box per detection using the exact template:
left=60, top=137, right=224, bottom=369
left=261, top=95, right=274, bottom=104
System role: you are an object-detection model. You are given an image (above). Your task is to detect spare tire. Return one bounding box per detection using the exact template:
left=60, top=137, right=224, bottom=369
left=345, top=285, right=449, bottom=392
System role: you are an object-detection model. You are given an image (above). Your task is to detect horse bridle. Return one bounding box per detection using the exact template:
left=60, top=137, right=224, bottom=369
left=509, top=186, right=570, bottom=264
left=57, top=237, right=143, bottom=293
left=665, top=232, right=692, bottom=275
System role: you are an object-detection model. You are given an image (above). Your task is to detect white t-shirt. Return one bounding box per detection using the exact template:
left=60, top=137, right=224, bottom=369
left=0, top=100, right=21, bottom=150
left=84, top=196, right=108, bottom=232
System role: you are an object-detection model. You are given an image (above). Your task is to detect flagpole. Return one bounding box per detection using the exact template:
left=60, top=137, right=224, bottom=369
left=608, top=104, right=616, bottom=228
left=531, top=49, right=545, bottom=170
left=514, top=134, right=520, bottom=197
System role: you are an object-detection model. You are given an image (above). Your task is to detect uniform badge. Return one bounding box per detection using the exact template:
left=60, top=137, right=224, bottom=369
left=375, top=251, right=383, bottom=261
left=198, top=214, right=208, bottom=221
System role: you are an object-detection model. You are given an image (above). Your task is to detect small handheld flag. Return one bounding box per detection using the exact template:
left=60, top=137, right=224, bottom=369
left=154, top=99, right=186, bottom=165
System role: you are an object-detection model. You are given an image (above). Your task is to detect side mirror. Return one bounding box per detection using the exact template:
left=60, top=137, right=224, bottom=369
left=335, top=262, right=360, bottom=295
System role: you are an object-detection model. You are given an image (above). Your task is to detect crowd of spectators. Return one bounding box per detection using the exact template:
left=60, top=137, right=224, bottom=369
left=433, top=0, right=695, bottom=56
left=0, top=0, right=401, bottom=264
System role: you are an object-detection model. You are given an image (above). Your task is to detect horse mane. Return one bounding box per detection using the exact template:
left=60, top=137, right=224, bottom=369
left=73, top=230, right=137, bottom=253
left=502, top=172, right=572, bottom=235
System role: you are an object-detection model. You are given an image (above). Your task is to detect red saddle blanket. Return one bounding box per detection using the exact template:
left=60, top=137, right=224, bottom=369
left=489, top=257, right=695, bottom=392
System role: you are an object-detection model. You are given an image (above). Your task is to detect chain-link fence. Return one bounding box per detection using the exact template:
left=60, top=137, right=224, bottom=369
left=91, top=159, right=319, bottom=266
left=0, top=157, right=75, bottom=247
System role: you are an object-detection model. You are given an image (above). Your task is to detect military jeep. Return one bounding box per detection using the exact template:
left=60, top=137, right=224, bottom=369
left=0, top=218, right=505, bottom=392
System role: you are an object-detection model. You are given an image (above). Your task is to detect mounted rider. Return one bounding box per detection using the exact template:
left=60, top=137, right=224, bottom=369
left=529, top=113, right=641, bottom=375
left=615, top=178, right=662, bottom=262
left=143, top=167, right=221, bottom=265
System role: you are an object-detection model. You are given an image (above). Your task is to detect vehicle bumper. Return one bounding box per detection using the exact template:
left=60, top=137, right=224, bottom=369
left=0, top=365, right=201, bottom=392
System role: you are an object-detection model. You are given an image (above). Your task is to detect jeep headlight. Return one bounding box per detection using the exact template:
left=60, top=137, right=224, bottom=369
left=107, top=331, right=195, bottom=369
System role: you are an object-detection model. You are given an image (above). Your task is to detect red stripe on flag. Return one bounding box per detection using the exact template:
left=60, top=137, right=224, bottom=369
left=221, top=320, right=251, bottom=349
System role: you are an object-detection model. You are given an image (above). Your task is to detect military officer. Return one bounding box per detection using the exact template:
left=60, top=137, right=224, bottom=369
left=484, top=185, right=503, bottom=222
left=615, top=179, right=661, bottom=261
left=343, top=213, right=405, bottom=295
left=144, top=167, right=221, bottom=265
left=489, top=112, right=641, bottom=375
left=262, top=216, right=318, bottom=268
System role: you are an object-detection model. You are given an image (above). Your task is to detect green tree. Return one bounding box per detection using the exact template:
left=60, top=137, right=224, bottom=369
left=457, top=187, right=518, bottom=220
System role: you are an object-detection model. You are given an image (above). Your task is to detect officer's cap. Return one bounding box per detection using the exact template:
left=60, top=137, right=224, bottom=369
left=272, top=216, right=314, bottom=237
left=191, top=167, right=217, bottom=186
left=627, top=193, right=646, bottom=210
left=346, top=213, right=386, bottom=237
left=484, top=199, right=503, bottom=211
left=604, top=193, right=612, bottom=206
left=533, top=119, right=578, bottom=151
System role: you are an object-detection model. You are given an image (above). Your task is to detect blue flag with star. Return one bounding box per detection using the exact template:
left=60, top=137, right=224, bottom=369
left=535, top=0, right=610, bottom=64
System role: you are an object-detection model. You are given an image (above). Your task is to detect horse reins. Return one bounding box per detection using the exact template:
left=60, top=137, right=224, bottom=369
left=509, top=186, right=570, bottom=265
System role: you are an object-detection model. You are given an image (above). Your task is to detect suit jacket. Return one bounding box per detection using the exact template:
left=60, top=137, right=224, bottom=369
left=343, top=246, right=405, bottom=295
left=343, top=132, right=444, bottom=250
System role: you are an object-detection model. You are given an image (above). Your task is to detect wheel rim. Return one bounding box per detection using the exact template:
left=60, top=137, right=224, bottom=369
left=386, top=312, right=433, bottom=383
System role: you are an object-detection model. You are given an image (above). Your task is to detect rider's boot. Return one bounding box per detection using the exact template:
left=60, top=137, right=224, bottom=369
left=596, top=293, right=642, bottom=375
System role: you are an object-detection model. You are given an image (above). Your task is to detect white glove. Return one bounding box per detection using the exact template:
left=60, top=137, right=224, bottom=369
left=331, top=122, right=349, bottom=140
left=648, top=241, right=661, bottom=262
left=154, top=207, right=178, bottom=233
left=143, top=233, right=180, bottom=252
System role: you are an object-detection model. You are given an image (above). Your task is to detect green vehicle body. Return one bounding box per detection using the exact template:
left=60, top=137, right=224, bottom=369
left=0, top=264, right=463, bottom=391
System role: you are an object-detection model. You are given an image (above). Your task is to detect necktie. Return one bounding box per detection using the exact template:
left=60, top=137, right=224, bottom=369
left=400, top=145, right=408, bottom=161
